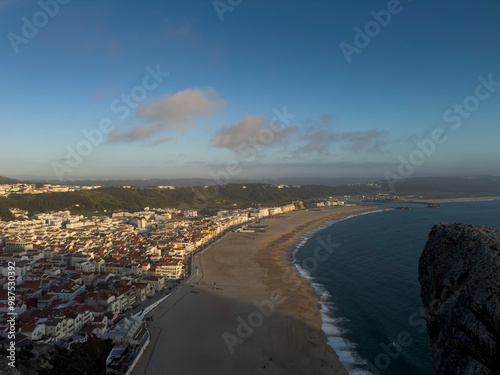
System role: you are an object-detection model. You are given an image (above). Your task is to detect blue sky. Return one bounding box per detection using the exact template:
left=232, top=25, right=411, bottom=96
left=1, top=0, right=499, bottom=181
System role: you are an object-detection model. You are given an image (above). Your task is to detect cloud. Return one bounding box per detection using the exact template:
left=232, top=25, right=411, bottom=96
left=294, top=130, right=338, bottom=156
left=211, top=116, right=265, bottom=149
left=144, top=137, right=175, bottom=147
left=243, top=160, right=396, bottom=170
left=109, top=88, right=226, bottom=144
left=294, top=128, right=384, bottom=155
left=109, top=125, right=156, bottom=143
left=293, top=113, right=338, bottom=156
left=211, top=115, right=298, bottom=150
left=292, top=114, right=386, bottom=156
left=138, top=88, right=226, bottom=129
left=210, top=112, right=384, bottom=158
left=339, top=129, right=385, bottom=152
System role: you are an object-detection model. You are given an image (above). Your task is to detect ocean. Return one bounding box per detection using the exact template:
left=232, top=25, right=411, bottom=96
left=292, top=200, right=500, bottom=375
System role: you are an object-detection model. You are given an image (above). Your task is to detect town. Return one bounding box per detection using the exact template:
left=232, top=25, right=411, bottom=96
left=0, top=183, right=101, bottom=197
left=0, top=198, right=347, bottom=374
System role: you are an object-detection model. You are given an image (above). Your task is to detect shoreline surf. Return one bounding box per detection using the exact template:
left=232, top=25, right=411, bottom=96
left=133, top=205, right=387, bottom=375
left=291, top=209, right=388, bottom=375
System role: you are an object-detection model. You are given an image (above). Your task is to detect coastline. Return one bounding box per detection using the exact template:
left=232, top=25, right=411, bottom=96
left=132, top=205, right=387, bottom=375
left=400, top=196, right=500, bottom=204
left=253, top=206, right=387, bottom=374
left=288, top=209, right=388, bottom=373
left=422, top=196, right=500, bottom=203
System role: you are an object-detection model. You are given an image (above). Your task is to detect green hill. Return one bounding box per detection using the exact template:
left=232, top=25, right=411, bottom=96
left=0, top=183, right=348, bottom=219
left=0, top=176, right=20, bottom=185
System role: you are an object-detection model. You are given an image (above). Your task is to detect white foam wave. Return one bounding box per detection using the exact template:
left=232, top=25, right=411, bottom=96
left=291, top=210, right=386, bottom=375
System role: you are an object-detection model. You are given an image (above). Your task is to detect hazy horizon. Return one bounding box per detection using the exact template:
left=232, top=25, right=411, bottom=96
left=4, top=173, right=500, bottom=183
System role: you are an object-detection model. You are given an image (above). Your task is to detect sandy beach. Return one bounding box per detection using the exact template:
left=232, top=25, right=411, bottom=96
left=132, top=205, right=386, bottom=375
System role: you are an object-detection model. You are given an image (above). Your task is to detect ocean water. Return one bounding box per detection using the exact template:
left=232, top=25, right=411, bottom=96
left=293, top=200, right=500, bottom=375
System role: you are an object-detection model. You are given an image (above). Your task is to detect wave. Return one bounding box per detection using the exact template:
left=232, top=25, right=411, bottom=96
left=291, top=209, right=387, bottom=375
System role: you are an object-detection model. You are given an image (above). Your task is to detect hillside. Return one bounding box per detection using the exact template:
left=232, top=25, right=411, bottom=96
left=0, top=183, right=352, bottom=219
left=2, top=175, right=499, bottom=220
left=0, top=176, right=20, bottom=185
left=43, top=177, right=377, bottom=188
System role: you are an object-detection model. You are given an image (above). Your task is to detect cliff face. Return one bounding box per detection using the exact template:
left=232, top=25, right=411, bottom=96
left=419, top=223, right=500, bottom=375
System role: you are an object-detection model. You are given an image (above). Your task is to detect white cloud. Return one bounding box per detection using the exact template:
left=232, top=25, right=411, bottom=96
left=211, top=116, right=266, bottom=149
left=109, top=88, right=226, bottom=144
left=339, top=129, right=385, bottom=152
left=138, top=88, right=226, bottom=130
left=144, top=136, right=175, bottom=147
left=293, top=114, right=386, bottom=155
left=211, top=115, right=298, bottom=150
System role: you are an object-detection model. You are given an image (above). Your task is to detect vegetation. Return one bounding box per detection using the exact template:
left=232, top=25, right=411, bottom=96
left=0, top=184, right=347, bottom=219
left=0, top=337, right=114, bottom=375
left=39, top=337, right=114, bottom=375
left=0, top=199, right=14, bottom=221
left=1, top=175, right=497, bottom=219
left=0, top=176, right=19, bottom=185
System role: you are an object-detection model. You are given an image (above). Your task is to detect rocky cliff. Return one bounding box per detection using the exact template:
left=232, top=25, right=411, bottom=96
left=419, top=223, right=500, bottom=375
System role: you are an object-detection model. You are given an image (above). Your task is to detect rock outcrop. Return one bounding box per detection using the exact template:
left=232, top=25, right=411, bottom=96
left=419, top=223, right=500, bottom=375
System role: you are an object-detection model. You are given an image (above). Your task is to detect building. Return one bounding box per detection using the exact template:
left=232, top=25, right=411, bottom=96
left=154, top=260, right=183, bottom=279
left=104, top=317, right=150, bottom=375
left=20, top=323, right=45, bottom=341
left=45, top=317, right=69, bottom=341
left=4, top=240, right=33, bottom=251
left=139, top=276, right=165, bottom=292
left=47, top=283, right=86, bottom=301
left=183, top=210, right=198, bottom=218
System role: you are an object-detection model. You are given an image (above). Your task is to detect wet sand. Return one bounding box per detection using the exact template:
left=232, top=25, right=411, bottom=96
left=132, top=205, right=386, bottom=375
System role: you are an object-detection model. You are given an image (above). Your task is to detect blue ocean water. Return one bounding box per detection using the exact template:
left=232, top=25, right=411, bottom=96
left=293, top=200, right=500, bottom=375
